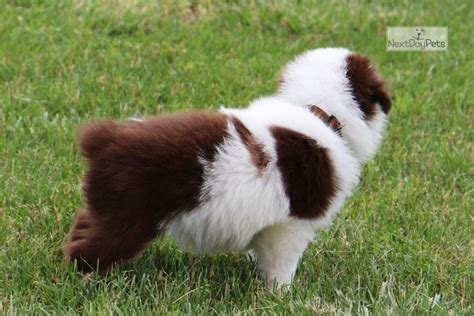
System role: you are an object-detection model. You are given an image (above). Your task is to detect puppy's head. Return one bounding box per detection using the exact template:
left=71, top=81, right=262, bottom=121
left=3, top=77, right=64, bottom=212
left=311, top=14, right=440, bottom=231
left=278, top=48, right=392, bottom=162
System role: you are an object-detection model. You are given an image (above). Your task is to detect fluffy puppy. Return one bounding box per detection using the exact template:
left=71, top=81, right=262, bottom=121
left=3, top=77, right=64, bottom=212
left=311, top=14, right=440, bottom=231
left=63, top=47, right=391, bottom=288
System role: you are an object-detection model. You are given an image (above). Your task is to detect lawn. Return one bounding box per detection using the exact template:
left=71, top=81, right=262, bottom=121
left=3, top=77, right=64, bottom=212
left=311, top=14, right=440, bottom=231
left=0, top=0, right=472, bottom=314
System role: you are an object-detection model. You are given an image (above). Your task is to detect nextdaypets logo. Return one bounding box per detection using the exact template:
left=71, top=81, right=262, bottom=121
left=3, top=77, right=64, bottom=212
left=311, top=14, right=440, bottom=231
left=387, top=27, right=448, bottom=51
left=413, top=28, right=425, bottom=40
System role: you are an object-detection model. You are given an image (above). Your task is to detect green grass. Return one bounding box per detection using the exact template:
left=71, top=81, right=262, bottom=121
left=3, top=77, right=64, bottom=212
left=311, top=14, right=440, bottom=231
left=1, top=0, right=472, bottom=314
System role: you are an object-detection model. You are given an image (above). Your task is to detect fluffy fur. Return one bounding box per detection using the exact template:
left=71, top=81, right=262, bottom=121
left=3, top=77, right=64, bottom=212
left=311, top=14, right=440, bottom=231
left=63, top=47, right=391, bottom=288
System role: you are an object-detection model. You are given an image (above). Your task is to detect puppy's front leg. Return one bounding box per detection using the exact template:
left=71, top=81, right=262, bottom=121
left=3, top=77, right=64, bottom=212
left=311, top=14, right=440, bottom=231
left=250, top=221, right=315, bottom=289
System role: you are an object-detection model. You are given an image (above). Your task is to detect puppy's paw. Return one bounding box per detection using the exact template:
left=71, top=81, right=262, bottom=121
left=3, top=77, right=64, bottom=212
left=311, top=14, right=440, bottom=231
left=260, top=269, right=293, bottom=291
left=63, top=209, right=103, bottom=273
left=66, top=209, right=92, bottom=242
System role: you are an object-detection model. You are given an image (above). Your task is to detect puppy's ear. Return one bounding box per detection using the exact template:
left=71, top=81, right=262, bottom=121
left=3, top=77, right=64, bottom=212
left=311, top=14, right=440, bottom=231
left=346, top=53, right=391, bottom=119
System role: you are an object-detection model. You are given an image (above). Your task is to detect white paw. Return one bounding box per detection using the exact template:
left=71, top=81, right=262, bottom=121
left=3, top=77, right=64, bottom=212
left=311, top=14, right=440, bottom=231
left=260, top=269, right=293, bottom=290
left=247, top=249, right=257, bottom=262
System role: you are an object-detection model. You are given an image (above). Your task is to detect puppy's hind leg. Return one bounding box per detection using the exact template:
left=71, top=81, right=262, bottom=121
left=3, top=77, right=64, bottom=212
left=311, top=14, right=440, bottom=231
left=250, top=221, right=315, bottom=289
left=63, top=208, right=158, bottom=274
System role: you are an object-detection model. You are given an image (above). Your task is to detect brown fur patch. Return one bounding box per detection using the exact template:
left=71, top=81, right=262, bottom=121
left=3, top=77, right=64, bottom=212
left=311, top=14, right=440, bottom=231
left=63, top=209, right=157, bottom=273
left=346, top=53, right=392, bottom=119
left=271, top=126, right=338, bottom=219
left=309, top=105, right=342, bottom=135
left=64, top=111, right=228, bottom=273
left=230, top=116, right=270, bottom=173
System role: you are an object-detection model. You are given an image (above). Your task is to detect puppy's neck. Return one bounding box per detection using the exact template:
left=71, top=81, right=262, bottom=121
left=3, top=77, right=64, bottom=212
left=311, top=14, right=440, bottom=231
left=308, top=105, right=342, bottom=136
left=306, top=103, right=387, bottom=164
left=334, top=107, right=388, bottom=164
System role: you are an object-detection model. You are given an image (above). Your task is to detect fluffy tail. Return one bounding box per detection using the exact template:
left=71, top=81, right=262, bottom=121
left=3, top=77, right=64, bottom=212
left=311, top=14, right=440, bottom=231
left=77, top=121, right=120, bottom=159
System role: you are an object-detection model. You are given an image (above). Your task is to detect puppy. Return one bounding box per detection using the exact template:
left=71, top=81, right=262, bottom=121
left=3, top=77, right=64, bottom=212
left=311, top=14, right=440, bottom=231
left=63, top=47, right=391, bottom=288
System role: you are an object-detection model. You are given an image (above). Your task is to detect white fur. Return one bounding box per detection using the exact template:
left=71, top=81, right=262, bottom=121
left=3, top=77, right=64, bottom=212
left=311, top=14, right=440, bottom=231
left=127, top=116, right=144, bottom=122
left=164, top=48, right=388, bottom=288
left=249, top=219, right=320, bottom=289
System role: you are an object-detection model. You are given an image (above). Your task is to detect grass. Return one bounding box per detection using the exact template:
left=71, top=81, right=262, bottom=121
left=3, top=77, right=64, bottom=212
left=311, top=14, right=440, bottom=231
left=0, top=0, right=472, bottom=314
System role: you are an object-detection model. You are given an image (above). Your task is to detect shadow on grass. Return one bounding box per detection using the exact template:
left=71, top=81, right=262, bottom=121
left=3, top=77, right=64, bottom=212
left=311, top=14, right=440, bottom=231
left=66, top=239, right=263, bottom=300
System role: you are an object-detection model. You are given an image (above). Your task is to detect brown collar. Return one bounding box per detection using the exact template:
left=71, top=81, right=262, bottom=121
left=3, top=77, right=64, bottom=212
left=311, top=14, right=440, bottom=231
left=309, top=105, right=342, bottom=136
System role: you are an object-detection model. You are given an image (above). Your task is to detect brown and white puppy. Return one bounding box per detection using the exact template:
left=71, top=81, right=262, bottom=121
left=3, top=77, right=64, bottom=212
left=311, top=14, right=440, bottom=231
left=64, top=47, right=391, bottom=288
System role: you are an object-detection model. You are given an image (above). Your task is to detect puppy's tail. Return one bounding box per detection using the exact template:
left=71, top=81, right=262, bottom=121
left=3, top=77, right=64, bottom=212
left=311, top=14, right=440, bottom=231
left=78, top=121, right=120, bottom=159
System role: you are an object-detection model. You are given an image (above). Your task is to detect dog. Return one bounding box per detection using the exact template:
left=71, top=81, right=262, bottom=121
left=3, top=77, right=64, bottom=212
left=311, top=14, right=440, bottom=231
left=63, top=47, right=391, bottom=288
